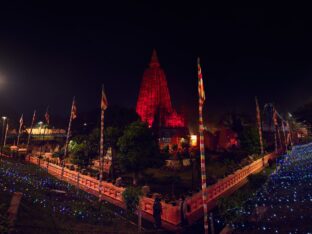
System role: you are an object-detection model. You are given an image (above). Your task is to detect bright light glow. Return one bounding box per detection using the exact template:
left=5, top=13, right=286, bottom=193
left=2, top=116, right=7, bottom=120
left=190, top=135, right=197, bottom=146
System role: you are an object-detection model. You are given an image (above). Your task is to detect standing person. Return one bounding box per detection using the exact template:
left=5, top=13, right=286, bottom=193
left=180, top=195, right=188, bottom=227
left=153, top=197, right=162, bottom=229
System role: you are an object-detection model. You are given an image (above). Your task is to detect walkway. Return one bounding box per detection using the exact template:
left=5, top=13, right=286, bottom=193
left=233, top=143, right=312, bottom=233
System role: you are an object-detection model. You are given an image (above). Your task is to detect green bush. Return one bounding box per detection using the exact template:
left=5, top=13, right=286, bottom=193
left=122, top=186, right=142, bottom=213
left=52, top=149, right=64, bottom=158
left=117, top=121, right=162, bottom=185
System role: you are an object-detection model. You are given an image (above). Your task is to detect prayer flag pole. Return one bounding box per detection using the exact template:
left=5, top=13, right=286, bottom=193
left=197, top=58, right=209, bottom=234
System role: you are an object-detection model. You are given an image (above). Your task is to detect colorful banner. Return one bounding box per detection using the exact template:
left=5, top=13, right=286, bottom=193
left=26, top=110, right=36, bottom=151
left=64, top=97, right=77, bottom=161
left=99, top=86, right=108, bottom=201
left=17, top=114, right=23, bottom=147
left=197, top=58, right=209, bottom=234
left=255, top=97, right=264, bottom=154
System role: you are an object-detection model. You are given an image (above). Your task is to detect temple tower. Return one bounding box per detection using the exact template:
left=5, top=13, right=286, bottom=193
left=136, top=50, right=185, bottom=128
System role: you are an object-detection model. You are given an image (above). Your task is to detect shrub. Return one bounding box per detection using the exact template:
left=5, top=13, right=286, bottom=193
left=122, top=186, right=142, bottom=213
left=52, top=150, right=64, bottom=158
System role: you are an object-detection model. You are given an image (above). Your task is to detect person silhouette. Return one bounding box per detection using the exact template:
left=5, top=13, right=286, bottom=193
left=153, top=197, right=162, bottom=229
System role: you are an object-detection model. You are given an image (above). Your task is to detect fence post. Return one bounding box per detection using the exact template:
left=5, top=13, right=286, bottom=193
left=61, top=164, right=64, bottom=179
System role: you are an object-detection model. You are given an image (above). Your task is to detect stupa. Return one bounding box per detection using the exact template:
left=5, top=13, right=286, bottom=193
left=136, top=49, right=185, bottom=128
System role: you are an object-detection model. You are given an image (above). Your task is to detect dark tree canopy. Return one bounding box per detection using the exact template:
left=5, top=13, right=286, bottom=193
left=69, top=139, right=89, bottom=168
left=239, top=126, right=260, bottom=155
left=105, top=126, right=122, bottom=148
left=117, top=121, right=163, bottom=185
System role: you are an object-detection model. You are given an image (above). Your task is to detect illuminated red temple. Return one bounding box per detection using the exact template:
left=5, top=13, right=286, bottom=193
left=136, top=49, right=185, bottom=128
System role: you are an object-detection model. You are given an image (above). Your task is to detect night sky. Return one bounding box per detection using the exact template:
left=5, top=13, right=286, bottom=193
left=1, top=2, right=312, bottom=126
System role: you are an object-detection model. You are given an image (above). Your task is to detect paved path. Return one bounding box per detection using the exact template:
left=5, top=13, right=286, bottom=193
left=233, top=143, right=312, bottom=233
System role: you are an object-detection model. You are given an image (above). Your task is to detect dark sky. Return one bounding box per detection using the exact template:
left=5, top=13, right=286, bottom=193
left=1, top=2, right=312, bottom=125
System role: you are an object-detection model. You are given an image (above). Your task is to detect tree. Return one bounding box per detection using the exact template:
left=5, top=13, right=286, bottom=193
left=122, top=186, right=143, bottom=232
left=69, top=140, right=90, bottom=168
left=117, top=121, right=163, bottom=185
left=239, top=126, right=260, bottom=155
left=87, top=128, right=100, bottom=158
left=105, top=126, right=122, bottom=147
left=105, top=126, right=123, bottom=178
left=122, top=186, right=142, bottom=213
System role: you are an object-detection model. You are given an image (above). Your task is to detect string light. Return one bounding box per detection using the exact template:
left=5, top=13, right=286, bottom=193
left=0, top=158, right=123, bottom=225
left=213, top=143, right=312, bottom=233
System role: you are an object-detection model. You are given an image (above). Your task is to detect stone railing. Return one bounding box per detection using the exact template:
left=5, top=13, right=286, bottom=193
left=21, top=152, right=280, bottom=229
left=26, top=155, right=183, bottom=226
left=185, top=152, right=279, bottom=224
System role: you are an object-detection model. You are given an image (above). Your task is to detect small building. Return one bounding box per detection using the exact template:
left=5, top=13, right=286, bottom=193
left=215, top=127, right=239, bottom=150
left=193, top=127, right=238, bottom=151
left=158, top=127, right=189, bottom=150
left=194, top=130, right=218, bottom=151
left=26, top=127, right=66, bottom=135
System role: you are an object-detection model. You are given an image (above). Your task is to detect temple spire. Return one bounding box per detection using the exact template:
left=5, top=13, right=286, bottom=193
left=149, top=49, right=160, bottom=68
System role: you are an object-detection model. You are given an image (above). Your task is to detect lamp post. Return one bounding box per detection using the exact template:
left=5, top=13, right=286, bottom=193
left=1, top=116, right=7, bottom=156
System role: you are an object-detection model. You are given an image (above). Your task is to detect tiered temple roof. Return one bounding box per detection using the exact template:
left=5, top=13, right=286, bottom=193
left=136, top=50, right=185, bottom=128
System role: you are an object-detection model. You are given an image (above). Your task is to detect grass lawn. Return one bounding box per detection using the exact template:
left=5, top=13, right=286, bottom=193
left=0, top=158, right=139, bottom=234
